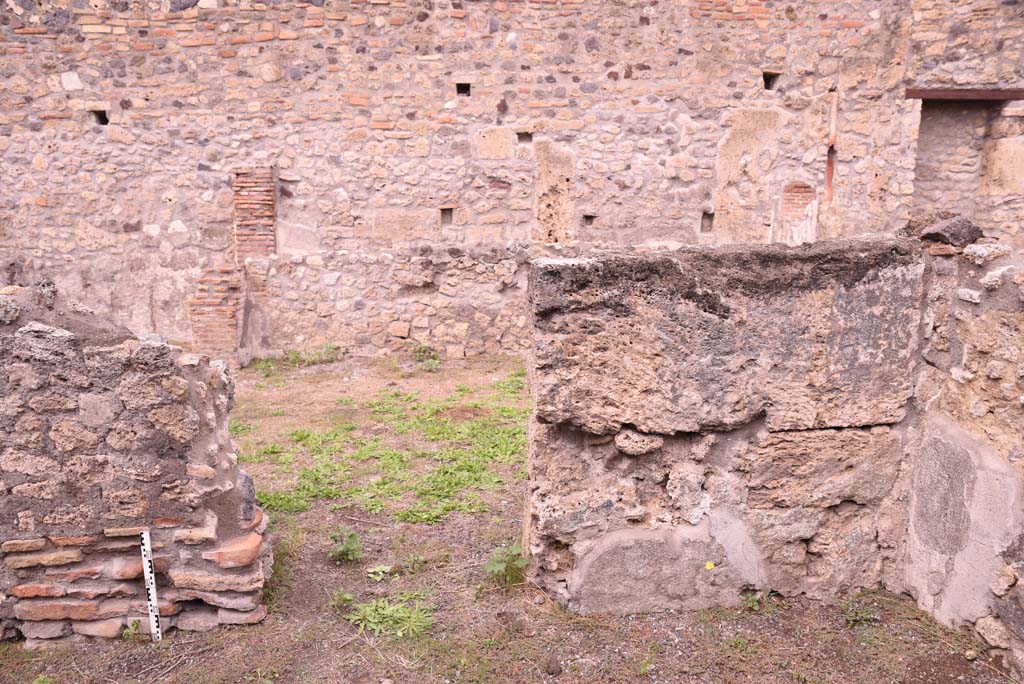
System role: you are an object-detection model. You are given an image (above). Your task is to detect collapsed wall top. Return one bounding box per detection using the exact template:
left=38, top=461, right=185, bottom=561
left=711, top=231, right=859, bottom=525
left=529, top=238, right=924, bottom=435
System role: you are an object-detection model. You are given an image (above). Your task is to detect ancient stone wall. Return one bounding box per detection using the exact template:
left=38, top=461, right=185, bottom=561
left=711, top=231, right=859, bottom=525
left=0, top=284, right=271, bottom=645
left=524, top=225, right=1024, bottom=672
left=1, top=0, right=1022, bottom=359
left=244, top=246, right=530, bottom=358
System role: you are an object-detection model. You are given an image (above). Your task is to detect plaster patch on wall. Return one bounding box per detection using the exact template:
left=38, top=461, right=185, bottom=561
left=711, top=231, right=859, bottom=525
left=714, top=109, right=784, bottom=244
left=533, top=141, right=575, bottom=244
left=981, top=136, right=1024, bottom=196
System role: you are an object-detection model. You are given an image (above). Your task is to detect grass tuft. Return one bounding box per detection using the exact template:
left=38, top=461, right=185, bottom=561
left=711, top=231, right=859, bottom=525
left=345, top=596, right=434, bottom=638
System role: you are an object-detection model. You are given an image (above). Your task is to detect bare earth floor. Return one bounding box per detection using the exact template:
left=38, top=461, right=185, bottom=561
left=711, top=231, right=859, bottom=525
left=1, top=355, right=1016, bottom=684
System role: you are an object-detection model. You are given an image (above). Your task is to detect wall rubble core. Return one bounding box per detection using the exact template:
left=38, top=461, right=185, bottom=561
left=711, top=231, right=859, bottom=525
left=0, top=285, right=272, bottom=646
left=524, top=225, right=1024, bottom=672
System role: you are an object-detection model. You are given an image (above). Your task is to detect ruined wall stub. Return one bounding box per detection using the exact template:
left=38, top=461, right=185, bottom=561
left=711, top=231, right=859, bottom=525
left=530, top=239, right=922, bottom=435
left=525, top=226, right=1024, bottom=674
left=0, top=285, right=272, bottom=644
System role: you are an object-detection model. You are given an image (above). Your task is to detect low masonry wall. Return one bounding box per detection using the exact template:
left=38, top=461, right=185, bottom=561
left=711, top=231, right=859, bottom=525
left=243, top=245, right=531, bottom=360
left=0, top=284, right=271, bottom=646
left=524, top=225, right=1024, bottom=672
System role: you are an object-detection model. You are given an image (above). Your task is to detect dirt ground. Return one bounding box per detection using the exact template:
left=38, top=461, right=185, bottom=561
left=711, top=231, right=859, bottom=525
left=1, top=354, right=1017, bottom=684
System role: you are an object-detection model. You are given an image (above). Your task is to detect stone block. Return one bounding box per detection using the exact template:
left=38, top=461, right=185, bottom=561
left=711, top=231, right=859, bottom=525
left=217, top=605, right=267, bottom=625
left=5, top=549, right=83, bottom=569
left=15, top=600, right=102, bottom=621
left=201, top=533, right=263, bottom=569
left=178, top=590, right=262, bottom=611
left=366, top=208, right=439, bottom=243
left=168, top=563, right=266, bottom=593
left=568, top=524, right=762, bottom=614
left=176, top=606, right=219, bottom=632
left=72, top=617, right=124, bottom=638
left=529, top=239, right=923, bottom=435
left=20, top=620, right=71, bottom=639
left=11, top=584, right=66, bottom=598
left=387, top=321, right=411, bottom=338
left=919, top=215, right=983, bottom=246
left=906, top=416, right=1024, bottom=627
left=473, top=127, right=515, bottom=159
left=1, top=538, right=47, bottom=553
left=173, top=512, right=218, bottom=544
left=77, top=393, right=122, bottom=427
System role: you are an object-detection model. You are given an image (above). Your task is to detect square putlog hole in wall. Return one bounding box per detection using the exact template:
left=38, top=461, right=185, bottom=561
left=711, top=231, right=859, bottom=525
left=582, top=214, right=596, bottom=227
left=762, top=72, right=781, bottom=90
left=456, top=83, right=471, bottom=96
left=440, top=207, right=454, bottom=225
left=700, top=211, right=715, bottom=233
left=91, top=110, right=109, bottom=125
left=518, top=131, right=533, bottom=144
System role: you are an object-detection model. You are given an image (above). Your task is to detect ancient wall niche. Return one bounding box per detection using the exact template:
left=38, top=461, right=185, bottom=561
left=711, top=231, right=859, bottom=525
left=912, top=101, right=995, bottom=220
left=700, top=211, right=715, bottom=234
left=771, top=182, right=818, bottom=245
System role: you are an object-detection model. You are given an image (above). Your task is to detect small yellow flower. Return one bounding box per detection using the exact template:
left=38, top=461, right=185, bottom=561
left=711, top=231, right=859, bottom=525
left=705, top=561, right=715, bottom=570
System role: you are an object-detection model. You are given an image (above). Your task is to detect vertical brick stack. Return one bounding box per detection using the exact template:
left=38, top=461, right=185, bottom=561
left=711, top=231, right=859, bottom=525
left=775, top=182, right=818, bottom=245
left=187, top=266, right=243, bottom=364
left=782, top=183, right=816, bottom=220
left=188, top=169, right=277, bottom=361
left=0, top=284, right=272, bottom=645
left=232, top=169, right=277, bottom=267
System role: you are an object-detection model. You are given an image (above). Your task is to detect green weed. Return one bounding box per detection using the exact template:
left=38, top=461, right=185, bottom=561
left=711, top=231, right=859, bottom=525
left=121, top=618, right=146, bottom=642
left=741, top=590, right=790, bottom=615
left=329, top=589, right=355, bottom=612
left=367, top=565, right=396, bottom=582
left=283, top=344, right=339, bottom=367
left=413, top=344, right=439, bottom=363
left=250, top=358, right=278, bottom=378
left=257, top=382, right=528, bottom=524
left=258, top=490, right=311, bottom=513
left=841, top=594, right=881, bottom=628
left=491, top=368, right=527, bottom=398
left=328, top=527, right=362, bottom=564
left=638, top=642, right=663, bottom=676
left=229, top=420, right=255, bottom=437
left=484, top=542, right=528, bottom=587
left=345, top=597, right=434, bottom=637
